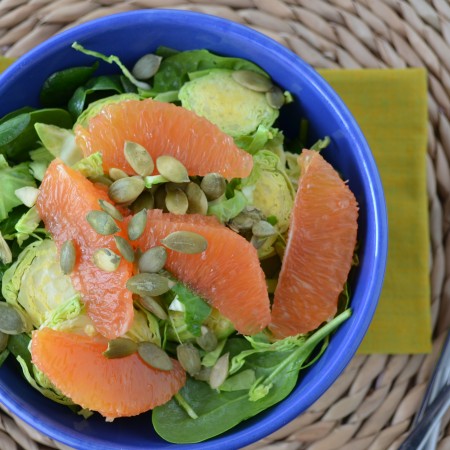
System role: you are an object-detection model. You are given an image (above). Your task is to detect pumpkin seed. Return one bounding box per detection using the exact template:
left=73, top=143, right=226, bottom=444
left=103, top=337, right=138, bottom=358
left=232, top=70, right=273, bottom=92
left=60, top=239, right=76, bottom=274
left=156, top=155, right=189, bottom=183
left=126, top=273, right=173, bottom=297
left=114, top=236, right=135, bottom=262
left=140, top=296, right=168, bottom=320
left=91, top=175, right=113, bottom=187
left=124, top=141, right=154, bottom=177
left=196, top=326, right=218, bottom=352
left=165, top=182, right=187, bottom=193
left=138, top=246, right=167, bottom=273
left=130, top=191, right=154, bottom=213
left=109, top=167, right=129, bottom=181
left=99, top=199, right=123, bottom=221
left=193, top=366, right=212, bottom=382
left=186, top=182, right=208, bottom=215
left=0, top=303, right=27, bottom=335
left=266, top=85, right=285, bottom=109
left=209, top=352, right=229, bottom=389
left=138, top=341, right=173, bottom=371
left=200, top=173, right=226, bottom=200
left=162, top=231, right=208, bottom=254
left=108, top=176, right=145, bottom=204
left=14, top=186, right=40, bottom=207
left=93, top=248, right=121, bottom=272
left=132, top=53, right=162, bottom=80
left=153, top=185, right=168, bottom=211
left=165, top=188, right=189, bottom=215
left=0, top=331, right=8, bottom=352
left=86, top=210, right=120, bottom=235
left=228, top=207, right=265, bottom=232
left=0, top=232, right=12, bottom=265
left=251, top=235, right=267, bottom=250
left=252, top=220, right=277, bottom=238
left=128, top=208, right=148, bottom=241
left=177, top=343, right=201, bottom=376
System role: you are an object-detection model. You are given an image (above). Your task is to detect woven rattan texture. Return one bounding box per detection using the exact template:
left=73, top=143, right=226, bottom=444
left=0, top=1, right=449, bottom=449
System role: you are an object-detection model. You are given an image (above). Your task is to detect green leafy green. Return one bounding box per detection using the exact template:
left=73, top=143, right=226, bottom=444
left=14, top=206, right=42, bottom=245
left=152, top=310, right=351, bottom=443
left=40, top=63, right=99, bottom=107
left=207, top=190, right=247, bottom=223
left=72, top=152, right=103, bottom=178
left=28, top=147, right=54, bottom=181
left=0, top=109, right=73, bottom=162
left=0, top=156, right=36, bottom=222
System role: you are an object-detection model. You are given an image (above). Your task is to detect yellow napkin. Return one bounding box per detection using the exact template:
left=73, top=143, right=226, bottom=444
left=0, top=57, right=431, bottom=354
left=320, top=68, right=431, bottom=354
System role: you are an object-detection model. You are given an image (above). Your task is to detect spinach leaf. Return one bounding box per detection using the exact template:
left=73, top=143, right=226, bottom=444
left=152, top=310, right=351, bottom=443
left=0, top=107, right=35, bottom=126
left=170, top=283, right=211, bottom=336
left=152, top=49, right=268, bottom=93
left=0, top=109, right=73, bottom=162
left=40, top=63, right=99, bottom=107
left=68, top=75, right=124, bottom=117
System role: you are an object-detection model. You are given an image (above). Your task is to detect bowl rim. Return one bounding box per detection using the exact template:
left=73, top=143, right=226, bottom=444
left=0, top=8, right=388, bottom=450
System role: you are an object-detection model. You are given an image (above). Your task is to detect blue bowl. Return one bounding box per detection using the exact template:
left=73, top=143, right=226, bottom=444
left=0, top=9, right=387, bottom=450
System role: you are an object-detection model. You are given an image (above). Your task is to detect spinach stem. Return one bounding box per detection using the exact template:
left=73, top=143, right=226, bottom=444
left=174, top=393, right=198, bottom=419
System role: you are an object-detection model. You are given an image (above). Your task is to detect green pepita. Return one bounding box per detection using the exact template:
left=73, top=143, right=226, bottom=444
left=186, top=182, right=208, bottom=215
left=0, top=331, right=8, bottom=352
left=251, top=235, right=267, bottom=250
left=232, top=70, right=273, bottom=92
left=99, top=199, right=123, bottom=221
left=165, top=188, right=189, bottom=215
left=177, top=343, right=201, bottom=376
left=162, top=231, right=208, bottom=254
left=130, top=191, right=154, bottom=213
left=109, top=167, right=129, bottom=181
left=108, top=176, right=145, bottom=204
left=103, top=337, right=138, bottom=358
left=0, top=232, right=12, bottom=265
left=252, top=220, right=277, bottom=238
left=0, top=303, right=27, bottom=335
left=114, top=236, right=135, bottom=262
left=124, top=141, right=154, bottom=177
left=126, top=273, right=173, bottom=297
left=228, top=207, right=265, bottom=233
left=91, top=175, right=113, bottom=187
left=138, top=246, right=167, bottom=273
left=132, top=53, right=163, bottom=80
left=60, top=239, right=76, bottom=274
left=127, top=208, right=148, bottom=241
left=138, top=341, right=173, bottom=371
left=200, top=173, right=226, bottom=201
left=209, top=352, right=230, bottom=389
left=193, top=366, right=212, bottom=382
left=156, top=155, right=189, bottom=183
left=153, top=186, right=168, bottom=211
left=93, top=248, right=121, bottom=272
left=196, top=326, right=218, bottom=352
left=140, top=296, right=168, bottom=320
left=266, top=85, right=285, bottom=109
left=86, top=210, right=120, bottom=235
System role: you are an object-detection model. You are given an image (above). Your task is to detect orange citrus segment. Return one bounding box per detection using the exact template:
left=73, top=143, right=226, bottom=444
left=35, top=160, right=134, bottom=339
left=31, top=328, right=186, bottom=419
left=270, top=150, right=358, bottom=338
left=136, top=210, right=271, bottom=335
left=74, top=98, right=253, bottom=179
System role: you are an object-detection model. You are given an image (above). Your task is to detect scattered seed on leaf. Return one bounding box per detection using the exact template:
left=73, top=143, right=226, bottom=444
left=162, top=230, right=208, bottom=254
left=0, top=303, right=27, bottom=335
left=252, top=220, right=277, bottom=238
left=126, top=273, right=173, bottom=297
left=138, top=246, right=167, bottom=273
left=165, top=189, right=189, bottom=215
left=60, top=239, right=76, bottom=274
left=186, top=182, right=208, bottom=215
left=108, top=176, right=145, bottom=204
left=232, top=70, right=273, bottom=92
left=103, top=337, right=138, bottom=358
left=114, top=236, right=135, bottom=262
left=210, top=352, right=230, bottom=389
left=266, top=85, right=285, bottom=109
left=140, top=296, right=168, bottom=320
left=86, top=210, right=120, bottom=235
left=130, top=191, right=154, bottom=213
left=196, top=326, right=218, bottom=352
left=156, top=155, right=189, bottom=183
left=124, top=141, right=154, bottom=177
left=128, top=208, right=148, bottom=240
left=138, top=341, right=173, bottom=371
left=177, top=343, right=201, bottom=376
left=200, top=173, right=226, bottom=201
left=132, top=53, right=162, bottom=80
left=109, top=167, right=129, bottom=181
left=93, top=248, right=121, bottom=272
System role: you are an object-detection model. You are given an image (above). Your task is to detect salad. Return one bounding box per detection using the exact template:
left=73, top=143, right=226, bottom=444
left=0, top=44, right=357, bottom=443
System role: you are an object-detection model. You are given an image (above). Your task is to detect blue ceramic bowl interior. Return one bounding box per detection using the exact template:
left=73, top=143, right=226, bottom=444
left=0, top=10, right=388, bottom=450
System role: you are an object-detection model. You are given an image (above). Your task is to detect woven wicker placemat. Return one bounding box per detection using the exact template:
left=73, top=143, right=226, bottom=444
left=0, top=1, right=449, bottom=449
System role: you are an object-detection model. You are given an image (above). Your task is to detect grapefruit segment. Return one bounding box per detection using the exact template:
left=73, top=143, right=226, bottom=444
left=74, top=98, right=253, bottom=179
left=136, top=210, right=271, bottom=335
left=31, top=328, right=186, bottom=419
left=270, top=150, right=358, bottom=338
left=36, top=160, right=134, bottom=339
